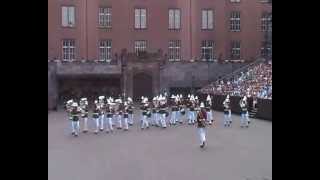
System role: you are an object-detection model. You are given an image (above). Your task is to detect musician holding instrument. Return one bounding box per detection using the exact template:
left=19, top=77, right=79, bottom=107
left=239, top=96, right=250, bottom=128
left=196, top=102, right=207, bottom=148
left=93, top=100, right=100, bottom=134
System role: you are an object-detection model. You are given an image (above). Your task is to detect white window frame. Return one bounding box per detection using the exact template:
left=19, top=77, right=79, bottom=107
left=230, top=11, right=240, bottom=32
left=168, top=40, right=181, bottom=61
left=169, top=9, right=181, bottom=30
left=230, top=41, right=241, bottom=60
left=135, top=8, right=147, bottom=29
left=62, top=6, right=75, bottom=27
left=201, top=40, right=215, bottom=61
left=99, top=7, right=112, bottom=28
left=202, top=9, right=214, bottom=30
left=135, top=40, right=147, bottom=55
left=99, top=40, right=112, bottom=62
left=62, top=39, right=75, bottom=61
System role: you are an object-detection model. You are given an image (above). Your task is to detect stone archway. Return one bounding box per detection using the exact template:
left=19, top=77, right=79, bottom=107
left=133, top=72, right=153, bottom=101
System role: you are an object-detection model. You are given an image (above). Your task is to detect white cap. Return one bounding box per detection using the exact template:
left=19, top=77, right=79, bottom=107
left=99, top=96, right=105, bottom=100
left=179, top=94, right=183, bottom=98
left=72, top=102, right=78, bottom=107
left=200, top=102, right=205, bottom=108
left=171, top=95, right=175, bottom=98
left=195, top=96, right=198, bottom=100
left=80, top=98, right=87, bottom=101
left=206, top=95, right=211, bottom=101
left=67, top=100, right=73, bottom=104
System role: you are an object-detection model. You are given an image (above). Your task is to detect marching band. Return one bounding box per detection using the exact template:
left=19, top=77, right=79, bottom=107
left=64, top=94, right=251, bottom=148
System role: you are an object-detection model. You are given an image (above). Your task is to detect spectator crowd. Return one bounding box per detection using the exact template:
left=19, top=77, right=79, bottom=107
left=200, top=61, right=272, bottom=99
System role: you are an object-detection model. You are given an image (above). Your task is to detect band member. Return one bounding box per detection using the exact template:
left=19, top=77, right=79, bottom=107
left=115, top=99, right=123, bottom=129
left=146, top=101, right=152, bottom=126
left=123, top=101, right=129, bottom=131
left=105, top=99, right=114, bottom=133
left=177, top=94, right=184, bottom=124
left=188, top=96, right=196, bottom=125
left=223, top=95, right=232, bottom=127
left=93, top=100, right=100, bottom=134
left=239, top=96, right=250, bottom=128
left=140, top=98, right=149, bottom=130
left=66, top=99, right=74, bottom=134
left=159, top=95, right=167, bottom=128
left=205, top=95, right=213, bottom=125
left=197, top=102, right=207, bottom=148
left=170, top=95, right=178, bottom=126
left=98, top=96, right=105, bottom=131
left=127, top=97, right=134, bottom=126
left=150, top=97, right=157, bottom=126
left=79, top=98, right=89, bottom=133
left=70, top=102, right=81, bottom=137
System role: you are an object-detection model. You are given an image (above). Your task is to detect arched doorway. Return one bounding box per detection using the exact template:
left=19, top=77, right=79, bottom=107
left=133, top=72, right=153, bottom=101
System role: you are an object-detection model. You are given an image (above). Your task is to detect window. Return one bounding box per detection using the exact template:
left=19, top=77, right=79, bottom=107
left=168, top=40, right=181, bottom=61
left=230, top=0, right=241, bottom=2
left=99, top=40, right=112, bottom=62
left=99, top=7, right=112, bottom=28
left=135, top=8, right=147, bottom=29
left=230, top=41, right=241, bottom=60
left=135, top=40, right=147, bottom=55
left=201, top=40, right=214, bottom=61
left=261, top=41, right=272, bottom=58
left=202, top=10, right=213, bottom=30
left=169, top=9, right=181, bottom=30
left=230, top=11, right=240, bottom=32
left=62, top=6, right=75, bottom=27
left=62, top=39, right=75, bottom=61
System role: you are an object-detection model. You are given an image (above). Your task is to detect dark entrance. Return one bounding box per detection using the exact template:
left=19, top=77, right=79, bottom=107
left=133, top=73, right=153, bottom=101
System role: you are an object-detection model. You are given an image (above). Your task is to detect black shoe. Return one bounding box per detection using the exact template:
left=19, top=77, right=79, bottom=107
left=146, top=126, right=150, bottom=129
left=246, top=125, right=249, bottom=128
left=241, top=126, right=244, bottom=128
left=83, top=130, right=88, bottom=133
left=106, top=131, right=109, bottom=133
left=100, top=129, right=103, bottom=131
left=94, top=131, right=98, bottom=134
left=173, top=123, right=176, bottom=125
left=200, top=144, right=204, bottom=148
left=117, top=127, right=122, bottom=129
left=71, top=132, right=75, bottom=135
left=203, top=141, right=206, bottom=147
left=129, top=124, right=133, bottom=126
left=179, top=122, right=183, bottom=124
left=74, top=134, right=79, bottom=137
left=124, top=129, right=128, bottom=131
left=248, top=121, right=251, bottom=124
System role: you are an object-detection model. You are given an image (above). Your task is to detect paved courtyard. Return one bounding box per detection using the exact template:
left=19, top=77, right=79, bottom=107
left=48, top=109, right=272, bottom=180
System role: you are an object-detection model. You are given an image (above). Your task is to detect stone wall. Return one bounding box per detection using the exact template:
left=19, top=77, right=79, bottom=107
left=160, top=62, right=245, bottom=93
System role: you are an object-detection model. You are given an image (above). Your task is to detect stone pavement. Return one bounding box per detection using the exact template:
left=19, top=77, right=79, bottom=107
left=48, top=109, right=272, bottom=180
